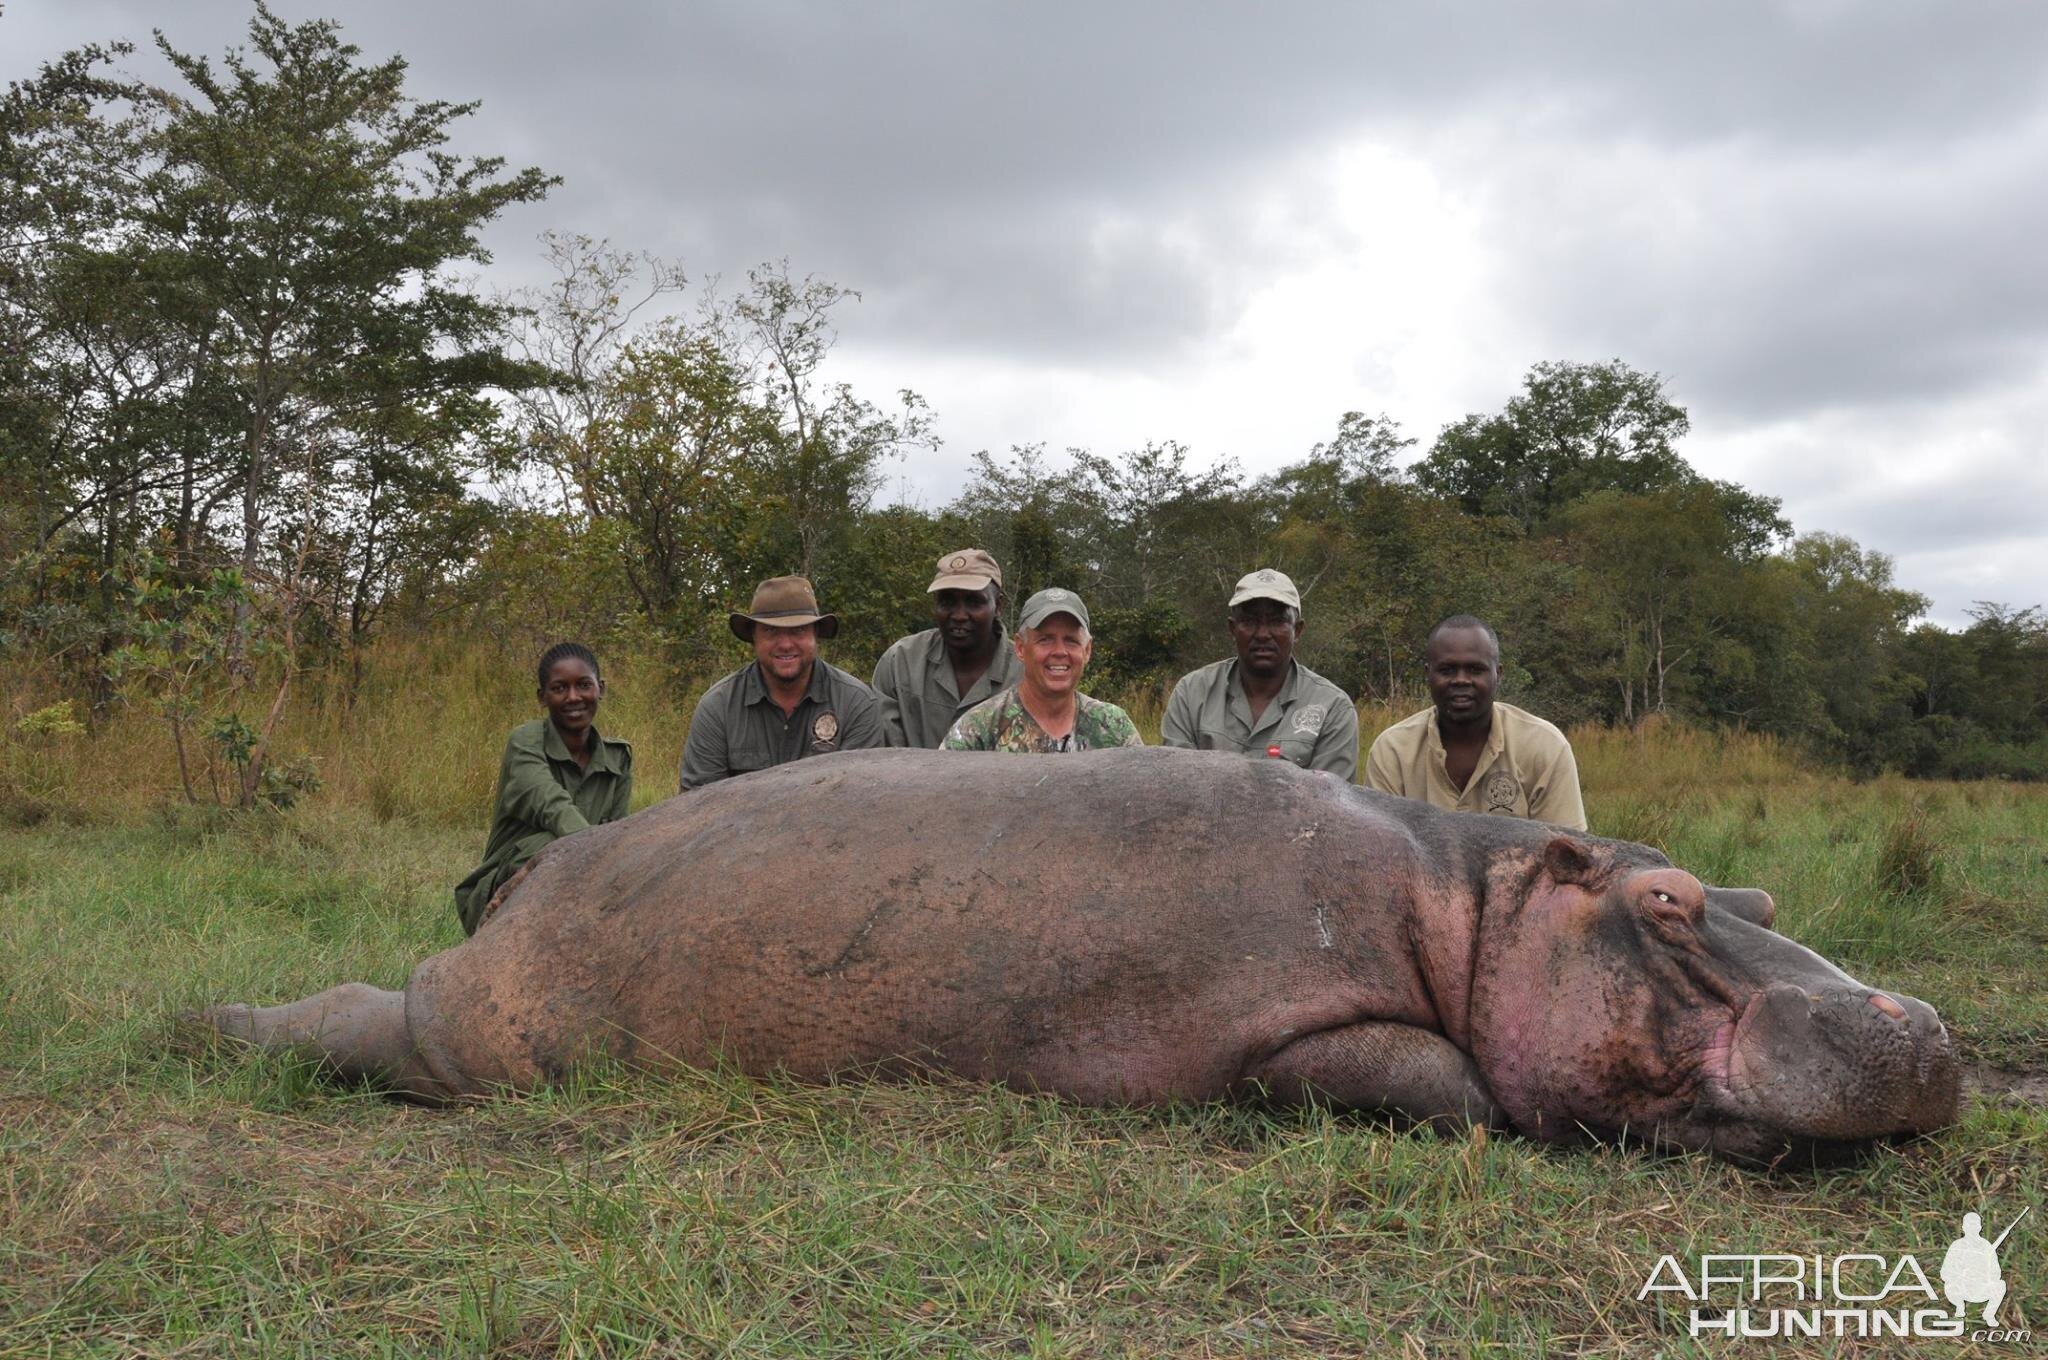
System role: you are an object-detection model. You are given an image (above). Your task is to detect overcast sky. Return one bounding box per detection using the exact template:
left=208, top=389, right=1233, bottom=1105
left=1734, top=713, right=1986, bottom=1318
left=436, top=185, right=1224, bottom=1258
left=7, top=1, right=2045, bottom=626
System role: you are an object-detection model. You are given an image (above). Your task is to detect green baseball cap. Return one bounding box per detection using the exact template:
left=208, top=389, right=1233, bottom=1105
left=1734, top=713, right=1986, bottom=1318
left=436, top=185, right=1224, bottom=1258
left=1018, top=587, right=1091, bottom=632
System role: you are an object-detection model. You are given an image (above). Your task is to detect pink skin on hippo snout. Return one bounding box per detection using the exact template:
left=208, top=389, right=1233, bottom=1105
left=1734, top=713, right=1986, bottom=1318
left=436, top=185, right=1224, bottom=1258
left=1469, top=837, right=1960, bottom=1165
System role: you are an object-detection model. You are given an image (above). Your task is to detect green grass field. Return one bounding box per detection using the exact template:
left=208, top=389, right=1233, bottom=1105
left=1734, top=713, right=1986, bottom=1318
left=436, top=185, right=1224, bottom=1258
left=1, top=681, right=2042, bottom=1356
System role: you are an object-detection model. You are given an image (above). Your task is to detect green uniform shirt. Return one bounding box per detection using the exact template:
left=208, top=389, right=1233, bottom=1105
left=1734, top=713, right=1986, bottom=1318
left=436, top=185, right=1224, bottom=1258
left=1160, top=657, right=1359, bottom=780
left=871, top=625, right=1023, bottom=749
left=679, top=659, right=886, bottom=792
left=942, top=687, right=1144, bottom=753
left=1364, top=701, right=1587, bottom=830
left=454, top=717, right=633, bottom=934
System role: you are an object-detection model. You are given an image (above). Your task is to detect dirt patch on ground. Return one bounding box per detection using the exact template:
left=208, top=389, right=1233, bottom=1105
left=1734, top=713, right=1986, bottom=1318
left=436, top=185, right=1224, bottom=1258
left=1964, top=1061, right=2048, bottom=1107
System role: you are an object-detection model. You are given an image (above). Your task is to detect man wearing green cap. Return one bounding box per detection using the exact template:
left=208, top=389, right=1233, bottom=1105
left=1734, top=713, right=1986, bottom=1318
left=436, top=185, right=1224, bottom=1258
left=679, top=575, right=886, bottom=791
left=1161, top=568, right=1359, bottom=780
left=871, top=548, right=1022, bottom=748
left=942, top=587, right=1143, bottom=753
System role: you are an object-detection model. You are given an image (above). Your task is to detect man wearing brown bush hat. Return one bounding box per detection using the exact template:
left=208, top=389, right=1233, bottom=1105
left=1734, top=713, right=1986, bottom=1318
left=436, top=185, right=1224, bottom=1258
left=679, top=575, right=886, bottom=791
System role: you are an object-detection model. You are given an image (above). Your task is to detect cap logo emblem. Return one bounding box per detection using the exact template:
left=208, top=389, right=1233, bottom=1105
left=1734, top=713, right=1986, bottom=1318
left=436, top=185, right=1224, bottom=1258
left=950, top=555, right=967, bottom=570
left=1045, top=589, right=1067, bottom=600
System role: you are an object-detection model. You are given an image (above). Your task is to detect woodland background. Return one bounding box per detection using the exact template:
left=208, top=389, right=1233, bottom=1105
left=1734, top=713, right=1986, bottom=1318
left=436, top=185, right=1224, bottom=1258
left=5, top=9, right=2045, bottom=818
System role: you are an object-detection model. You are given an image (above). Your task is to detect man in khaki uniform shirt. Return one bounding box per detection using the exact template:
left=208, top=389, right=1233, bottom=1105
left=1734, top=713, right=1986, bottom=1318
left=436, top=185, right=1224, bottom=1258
left=871, top=548, right=1022, bottom=748
left=1365, top=614, right=1586, bottom=830
left=1161, top=568, right=1358, bottom=779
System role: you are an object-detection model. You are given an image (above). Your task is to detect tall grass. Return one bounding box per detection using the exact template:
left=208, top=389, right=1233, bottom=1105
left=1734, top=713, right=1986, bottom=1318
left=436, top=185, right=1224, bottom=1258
left=1, top=644, right=2043, bottom=1355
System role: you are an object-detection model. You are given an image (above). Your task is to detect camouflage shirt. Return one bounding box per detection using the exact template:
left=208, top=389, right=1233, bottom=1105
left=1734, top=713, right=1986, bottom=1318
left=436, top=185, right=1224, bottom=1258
left=941, top=686, right=1144, bottom=754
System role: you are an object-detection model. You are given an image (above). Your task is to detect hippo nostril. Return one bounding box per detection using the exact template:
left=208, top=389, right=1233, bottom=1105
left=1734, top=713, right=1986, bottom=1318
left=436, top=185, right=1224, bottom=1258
left=1868, top=993, right=1907, bottom=1022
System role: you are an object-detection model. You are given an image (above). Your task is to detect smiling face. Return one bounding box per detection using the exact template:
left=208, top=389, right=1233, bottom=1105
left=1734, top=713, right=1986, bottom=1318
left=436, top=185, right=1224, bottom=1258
left=1016, top=614, right=1091, bottom=701
left=1469, top=837, right=1959, bottom=1165
left=1228, top=600, right=1302, bottom=681
left=1426, top=625, right=1500, bottom=728
left=932, top=584, right=1000, bottom=656
left=539, top=656, right=603, bottom=737
left=752, top=622, right=819, bottom=687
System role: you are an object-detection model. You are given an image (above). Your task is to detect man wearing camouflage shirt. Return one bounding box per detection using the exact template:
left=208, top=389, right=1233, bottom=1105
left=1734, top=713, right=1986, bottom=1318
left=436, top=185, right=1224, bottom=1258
left=1161, top=567, right=1358, bottom=780
left=942, top=588, right=1143, bottom=753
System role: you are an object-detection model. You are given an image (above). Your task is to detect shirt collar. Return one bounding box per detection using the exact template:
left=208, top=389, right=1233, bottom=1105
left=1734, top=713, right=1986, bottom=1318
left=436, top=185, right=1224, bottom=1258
left=1228, top=658, right=1303, bottom=725
left=743, top=658, right=831, bottom=707
left=541, top=718, right=619, bottom=774
left=925, top=623, right=1010, bottom=697
left=1424, top=705, right=1504, bottom=764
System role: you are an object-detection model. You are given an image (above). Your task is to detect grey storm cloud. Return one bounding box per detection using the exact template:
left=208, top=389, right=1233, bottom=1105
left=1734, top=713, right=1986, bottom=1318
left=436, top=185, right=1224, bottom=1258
left=15, top=0, right=2048, bottom=364
left=7, top=0, right=2046, bottom=622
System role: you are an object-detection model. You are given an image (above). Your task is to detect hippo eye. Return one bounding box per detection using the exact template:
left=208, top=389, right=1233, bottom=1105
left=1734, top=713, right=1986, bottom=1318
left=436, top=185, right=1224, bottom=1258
left=1653, top=891, right=1674, bottom=903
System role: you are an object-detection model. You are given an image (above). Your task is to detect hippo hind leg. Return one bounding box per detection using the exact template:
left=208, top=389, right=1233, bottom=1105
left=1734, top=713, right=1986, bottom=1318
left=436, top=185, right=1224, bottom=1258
left=207, top=983, right=454, bottom=1103
left=1241, top=1021, right=1507, bottom=1135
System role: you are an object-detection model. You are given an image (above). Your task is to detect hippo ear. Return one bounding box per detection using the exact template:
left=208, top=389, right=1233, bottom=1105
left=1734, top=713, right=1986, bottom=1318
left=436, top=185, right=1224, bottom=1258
left=1540, top=836, right=1600, bottom=887
left=1707, top=886, right=1777, bottom=930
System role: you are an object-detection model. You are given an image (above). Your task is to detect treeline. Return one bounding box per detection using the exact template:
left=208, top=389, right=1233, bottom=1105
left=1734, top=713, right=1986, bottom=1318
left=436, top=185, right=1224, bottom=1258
left=4, top=8, right=2044, bottom=799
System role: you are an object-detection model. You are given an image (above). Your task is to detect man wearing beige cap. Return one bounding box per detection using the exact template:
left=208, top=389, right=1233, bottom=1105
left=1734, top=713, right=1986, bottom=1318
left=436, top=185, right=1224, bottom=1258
left=679, top=575, right=886, bottom=791
left=942, top=588, right=1143, bottom=753
left=1161, top=568, right=1359, bottom=779
left=871, top=548, right=1022, bottom=748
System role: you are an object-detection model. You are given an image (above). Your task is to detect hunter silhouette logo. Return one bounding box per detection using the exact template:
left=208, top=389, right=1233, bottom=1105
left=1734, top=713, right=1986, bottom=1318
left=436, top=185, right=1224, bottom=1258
left=1638, top=1204, right=2032, bottom=1342
left=1944, top=1208, right=2026, bottom=1327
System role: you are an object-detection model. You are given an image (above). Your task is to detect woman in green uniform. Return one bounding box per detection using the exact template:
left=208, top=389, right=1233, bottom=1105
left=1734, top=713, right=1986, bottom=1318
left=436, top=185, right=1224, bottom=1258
left=454, top=643, right=634, bottom=934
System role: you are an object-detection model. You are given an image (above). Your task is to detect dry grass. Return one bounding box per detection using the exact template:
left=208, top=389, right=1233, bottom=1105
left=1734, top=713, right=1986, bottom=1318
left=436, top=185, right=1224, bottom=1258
left=0, top=644, right=2043, bottom=1355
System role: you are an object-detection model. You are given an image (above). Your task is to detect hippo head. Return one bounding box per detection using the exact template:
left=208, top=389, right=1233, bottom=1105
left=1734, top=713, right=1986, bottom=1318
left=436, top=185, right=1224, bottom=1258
left=1468, top=836, right=1960, bottom=1166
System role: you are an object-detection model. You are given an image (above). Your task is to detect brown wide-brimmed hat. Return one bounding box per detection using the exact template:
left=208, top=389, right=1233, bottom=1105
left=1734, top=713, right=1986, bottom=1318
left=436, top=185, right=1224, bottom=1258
left=729, top=575, right=840, bottom=642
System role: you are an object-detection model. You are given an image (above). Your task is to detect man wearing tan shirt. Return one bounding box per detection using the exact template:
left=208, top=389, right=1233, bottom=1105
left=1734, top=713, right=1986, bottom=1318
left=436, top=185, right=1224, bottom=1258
left=1364, top=615, right=1587, bottom=830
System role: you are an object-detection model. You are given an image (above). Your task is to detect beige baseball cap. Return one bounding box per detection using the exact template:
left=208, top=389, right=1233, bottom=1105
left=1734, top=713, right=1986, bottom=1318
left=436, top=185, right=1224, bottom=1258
left=1018, top=587, right=1091, bottom=631
left=1228, top=568, right=1300, bottom=611
left=928, top=548, right=1002, bottom=593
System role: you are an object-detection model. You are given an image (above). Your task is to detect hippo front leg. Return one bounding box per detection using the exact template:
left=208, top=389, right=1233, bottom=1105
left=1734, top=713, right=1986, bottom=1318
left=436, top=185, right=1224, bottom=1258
left=207, top=983, right=456, bottom=1103
left=1241, top=1022, right=1507, bottom=1134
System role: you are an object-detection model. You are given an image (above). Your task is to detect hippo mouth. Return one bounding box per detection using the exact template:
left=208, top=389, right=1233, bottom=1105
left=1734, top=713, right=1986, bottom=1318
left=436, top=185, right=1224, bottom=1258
left=1692, top=984, right=1961, bottom=1163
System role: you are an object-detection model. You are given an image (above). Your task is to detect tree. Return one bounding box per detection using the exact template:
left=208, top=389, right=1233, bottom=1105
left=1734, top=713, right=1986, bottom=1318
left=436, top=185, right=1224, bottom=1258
left=498, top=231, right=689, bottom=519
left=133, top=3, right=555, bottom=640
left=734, top=263, right=934, bottom=580
left=1415, top=359, right=1692, bottom=532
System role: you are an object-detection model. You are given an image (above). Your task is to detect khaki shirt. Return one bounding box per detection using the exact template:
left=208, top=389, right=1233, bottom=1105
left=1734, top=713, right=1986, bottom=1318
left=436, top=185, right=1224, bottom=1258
left=1364, top=701, right=1586, bottom=830
left=454, top=718, right=633, bottom=934
left=871, top=626, right=1023, bottom=749
left=1160, top=658, right=1358, bottom=780
left=679, top=659, right=885, bottom=792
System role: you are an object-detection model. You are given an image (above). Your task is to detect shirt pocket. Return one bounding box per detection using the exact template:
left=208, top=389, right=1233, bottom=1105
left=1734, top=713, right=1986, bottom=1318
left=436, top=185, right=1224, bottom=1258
left=1275, top=733, right=1319, bottom=768
left=728, top=740, right=775, bottom=775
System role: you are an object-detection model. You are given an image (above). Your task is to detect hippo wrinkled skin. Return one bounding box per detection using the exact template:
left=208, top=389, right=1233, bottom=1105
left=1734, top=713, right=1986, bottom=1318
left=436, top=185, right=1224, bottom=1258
left=209, top=749, right=1960, bottom=1166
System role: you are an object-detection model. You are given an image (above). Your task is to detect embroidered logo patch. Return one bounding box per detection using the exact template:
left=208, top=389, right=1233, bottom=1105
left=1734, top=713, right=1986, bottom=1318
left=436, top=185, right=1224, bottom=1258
left=1291, top=703, right=1327, bottom=735
left=1483, top=769, right=1520, bottom=813
left=812, top=712, right=840, bottom=745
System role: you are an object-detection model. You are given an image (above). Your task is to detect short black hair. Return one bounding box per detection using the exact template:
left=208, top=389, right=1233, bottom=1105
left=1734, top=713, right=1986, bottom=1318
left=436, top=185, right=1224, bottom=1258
left=1426, top=614, right=1499, bottom=654
left=536, top=641, right=600, bottom=689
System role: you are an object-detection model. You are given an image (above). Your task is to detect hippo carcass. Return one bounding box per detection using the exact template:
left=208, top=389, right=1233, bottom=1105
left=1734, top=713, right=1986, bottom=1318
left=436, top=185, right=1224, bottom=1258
left=209, top=749, right=1960, bottom=1165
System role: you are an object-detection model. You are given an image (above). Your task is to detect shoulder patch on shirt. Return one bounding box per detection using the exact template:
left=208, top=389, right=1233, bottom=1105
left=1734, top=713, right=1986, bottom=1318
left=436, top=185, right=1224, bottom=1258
left=1291, top=703, right=1328, bottom=735
left=1482, top=768, right=1520, bottom=813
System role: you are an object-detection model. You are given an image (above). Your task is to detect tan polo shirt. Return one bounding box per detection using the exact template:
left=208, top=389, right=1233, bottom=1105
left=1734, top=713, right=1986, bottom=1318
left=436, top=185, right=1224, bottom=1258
left=1364, top=701, right=1586, bottom=830
left=1160, top=658, right=1358, bottom=780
